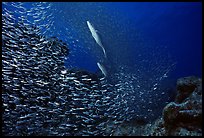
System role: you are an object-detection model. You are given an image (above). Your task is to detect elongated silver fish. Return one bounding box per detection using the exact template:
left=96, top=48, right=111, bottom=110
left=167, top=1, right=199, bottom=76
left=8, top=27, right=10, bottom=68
left=87, top=21, right=107, bottom=58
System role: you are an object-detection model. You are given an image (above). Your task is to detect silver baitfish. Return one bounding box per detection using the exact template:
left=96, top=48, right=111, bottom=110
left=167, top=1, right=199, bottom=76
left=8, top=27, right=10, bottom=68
left=2, top=2, right=131, bottom=137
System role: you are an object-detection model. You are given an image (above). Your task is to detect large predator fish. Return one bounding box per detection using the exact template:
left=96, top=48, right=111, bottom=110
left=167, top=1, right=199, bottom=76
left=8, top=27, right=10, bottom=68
left=87, top=21, right=107, bottom=58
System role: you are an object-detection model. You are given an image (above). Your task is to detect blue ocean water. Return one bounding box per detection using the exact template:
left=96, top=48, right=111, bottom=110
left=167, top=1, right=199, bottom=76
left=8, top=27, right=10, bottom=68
left=2, top=2, right=202, bottom=136
left=54, top=2, right=202, bottom=80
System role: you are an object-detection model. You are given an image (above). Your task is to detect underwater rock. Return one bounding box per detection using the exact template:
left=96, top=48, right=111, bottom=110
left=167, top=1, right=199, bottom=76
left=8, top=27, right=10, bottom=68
left=172, top=127, right=202, bottom=136
left=112, top=76, right=202, bottom=136
left=143, top=117, right=166, bottom=136
left=175, top=76, right=202, bottom=103
left=112, top=119, right=147, bottom=136
left=163, top=76, right=202, bottom=129
left=148, top=76, right=202, bottom=136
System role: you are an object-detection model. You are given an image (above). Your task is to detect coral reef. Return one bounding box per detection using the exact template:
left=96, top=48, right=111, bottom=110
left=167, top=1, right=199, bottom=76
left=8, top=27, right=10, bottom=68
left=161, top=76, right=202, bottom=136
left=113, top=76, right=202, bottom=136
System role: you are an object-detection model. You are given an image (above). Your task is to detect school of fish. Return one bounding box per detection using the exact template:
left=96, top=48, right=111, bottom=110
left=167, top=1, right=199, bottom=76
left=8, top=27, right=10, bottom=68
left=2, top=2, right=132, bottom=136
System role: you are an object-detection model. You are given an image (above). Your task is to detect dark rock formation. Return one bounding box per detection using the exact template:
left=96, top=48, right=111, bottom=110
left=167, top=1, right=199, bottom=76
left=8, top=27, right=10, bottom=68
left=112, top=76, right=202, bottom=136
left=147, top=76, right=202, bottom=136
left=176, top=76, right=202, bottom=103
left=163, top=76, right=202, bottom=129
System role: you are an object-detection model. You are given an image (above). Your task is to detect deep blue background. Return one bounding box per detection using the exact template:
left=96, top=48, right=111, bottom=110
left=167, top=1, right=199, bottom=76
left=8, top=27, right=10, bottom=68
left=115, top=2, right=202, bottom=79
left=100, top=2, right=202, bottom=79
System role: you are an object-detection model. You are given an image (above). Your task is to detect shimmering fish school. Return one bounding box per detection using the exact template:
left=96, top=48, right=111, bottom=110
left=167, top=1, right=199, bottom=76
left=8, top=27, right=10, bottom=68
left=2, top=8, right=130, bottom=136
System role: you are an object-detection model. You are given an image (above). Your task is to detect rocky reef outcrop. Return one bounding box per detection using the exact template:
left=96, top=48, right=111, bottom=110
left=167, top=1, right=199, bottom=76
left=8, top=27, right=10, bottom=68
left=113, top=76, right=202, bottom=136
left=161, top=76, right=202, bottom=136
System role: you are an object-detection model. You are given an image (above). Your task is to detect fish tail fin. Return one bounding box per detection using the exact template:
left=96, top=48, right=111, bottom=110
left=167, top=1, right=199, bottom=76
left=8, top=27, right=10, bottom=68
left=102, top=47, right=107, bottom=58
